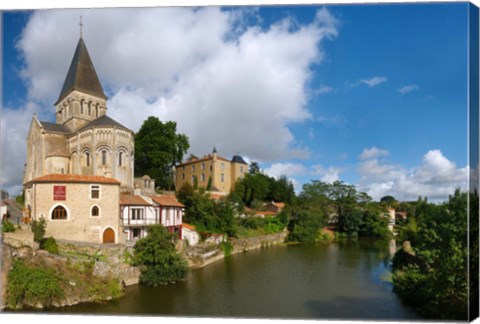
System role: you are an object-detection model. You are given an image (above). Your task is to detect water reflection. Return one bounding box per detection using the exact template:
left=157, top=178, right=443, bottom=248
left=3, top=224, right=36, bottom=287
left=47, top=239, right=421, bottom=320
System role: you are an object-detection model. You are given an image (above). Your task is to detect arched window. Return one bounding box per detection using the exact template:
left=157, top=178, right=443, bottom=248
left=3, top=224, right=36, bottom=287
left=88, top=102, right=92, bottom=116
left=118, top=151, right=123, bottom=166
left=95, top=104, right=99, bottom=118
left=52, top=205, right=67, bottom=220
left=102, top=150, right=107, bottom=165
left=80, top=99, right=84, bottom=114
left=85, top=151, right=90, bottom=167
left=91, top=205, right=99, bottom=217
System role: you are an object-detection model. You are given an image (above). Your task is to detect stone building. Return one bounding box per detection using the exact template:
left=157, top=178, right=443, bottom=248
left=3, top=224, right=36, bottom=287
left=23, top=36, right=134, bottom=193
left=23, top=35, right=135, bottom=244
left=174, top=148, right=248, bottom=194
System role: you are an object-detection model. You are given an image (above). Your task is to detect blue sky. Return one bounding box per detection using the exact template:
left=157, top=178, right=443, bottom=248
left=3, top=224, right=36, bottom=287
left=0, top=2, right=473, bottom=200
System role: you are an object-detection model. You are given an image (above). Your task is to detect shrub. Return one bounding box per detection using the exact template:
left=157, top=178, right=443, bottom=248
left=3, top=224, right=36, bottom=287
left=6, top=259, right=63, bottom=308
left=2, top=220, right=16, bottom=233
left=220, top=241, right=233, bottom=257
left=42, top=237, right=59, bottom=254
left=30, top=217, right=46, bottom=243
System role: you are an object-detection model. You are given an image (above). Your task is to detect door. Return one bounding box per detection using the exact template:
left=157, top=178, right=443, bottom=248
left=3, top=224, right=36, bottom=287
left=103, top=228, right=115, bottom=244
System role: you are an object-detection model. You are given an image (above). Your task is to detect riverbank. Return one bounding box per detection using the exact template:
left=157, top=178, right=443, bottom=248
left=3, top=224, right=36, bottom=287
left=1, top=227, right=288, bottom=310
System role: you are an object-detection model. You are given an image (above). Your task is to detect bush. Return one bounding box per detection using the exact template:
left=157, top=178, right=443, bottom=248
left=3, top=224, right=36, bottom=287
left=2, top=220, right=16, bottom=233
left=6, top=259, right=63, bottom=308
left=41, top=237, right=59, bottom=254
left=30, top=217, right=46, bottom=243
left=133, top=225, right=189, bottom=286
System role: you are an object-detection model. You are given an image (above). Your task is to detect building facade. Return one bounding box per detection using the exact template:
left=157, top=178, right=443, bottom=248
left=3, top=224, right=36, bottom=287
left=23, top=37, right=135, bottom=194
left=175, top=148, right=248, bottom=194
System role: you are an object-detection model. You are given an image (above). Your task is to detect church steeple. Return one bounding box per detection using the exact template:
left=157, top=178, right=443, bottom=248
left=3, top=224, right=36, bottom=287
left=55, top=37, right=107, bottom=105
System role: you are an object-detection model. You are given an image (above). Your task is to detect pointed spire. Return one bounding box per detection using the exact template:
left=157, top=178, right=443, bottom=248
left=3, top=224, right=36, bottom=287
left=212, top=146, right=217, bottom=154
left=55, top=37, right=107, bottom=105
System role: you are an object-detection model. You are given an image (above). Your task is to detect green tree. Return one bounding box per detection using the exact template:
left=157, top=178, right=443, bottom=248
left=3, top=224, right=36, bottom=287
left=393, top=189, right=469, bottom=320
left=267, top=175, right=297, bottom=206
left=287, top=209, right=324, bottom=243
left=249, top=161, right=260, bottom=174
left=135, top=117, right=189, bottom=190
left=133, top=225, right=189, bottom=286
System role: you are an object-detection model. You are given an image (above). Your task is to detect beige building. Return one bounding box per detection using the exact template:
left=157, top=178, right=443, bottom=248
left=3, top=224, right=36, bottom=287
left=22, top=35, right=135, bottom=244
left=24, top=174, right=124, bottom=244
left=23, top=36, right=135, bottom=193
left=175, top=148, right=248, bottom=194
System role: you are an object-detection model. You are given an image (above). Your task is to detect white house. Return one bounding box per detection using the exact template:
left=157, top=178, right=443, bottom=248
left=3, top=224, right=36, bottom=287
left=120, top=194, right=184, bottom=242
left=182, top=223, right=200, bottom=246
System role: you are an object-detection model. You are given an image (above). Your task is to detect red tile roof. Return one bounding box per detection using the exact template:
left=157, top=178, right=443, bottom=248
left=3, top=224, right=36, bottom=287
left=272, top=202, right=285, bottom=208
left=182, top=223, right=196, bottom=231
left=255, top=210, right=277, bottom=216
left=27, top=174, right=120, bottom=185
left=120, top=194, right=151, bottom=206
left=150, top=195, right=185, bottom=207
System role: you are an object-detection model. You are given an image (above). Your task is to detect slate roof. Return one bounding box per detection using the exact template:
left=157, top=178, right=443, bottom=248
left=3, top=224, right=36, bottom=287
left=55, top=37, right=107, bottom=105
left=76, top=115, right=132, bottom=133
left=40, top=121, right=71, bottom=134
left=231, top=155, right=248, bottom=165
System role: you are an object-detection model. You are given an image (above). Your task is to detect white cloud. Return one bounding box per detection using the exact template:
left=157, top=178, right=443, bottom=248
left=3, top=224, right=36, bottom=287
left=264, top=162, right=308, bottom=179
left=315, top=85, right=335, bottom=94
left=359, top=146, right=389, bottom=160
left=4, top=6, right=340, bottom=193
left=1, top=102, right=48, bottom=195
left=398, top=84, right=419, bottom=94
left=357, top=149, right=468, bottom=201
left=311, top=164, right=341, bottom=183
left=350, top=76, right=387, bottom=88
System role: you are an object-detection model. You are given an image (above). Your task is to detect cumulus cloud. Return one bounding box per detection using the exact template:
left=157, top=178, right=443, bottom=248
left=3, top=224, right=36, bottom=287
left=312, top=164, right=341, bottom=183
left=3, top=6, right=340, bottom=193
left=398, top=84, right=419, bottom=94
left=357, top=149, right=468, bottom=201
left=359, top=146, right=389, bottom=160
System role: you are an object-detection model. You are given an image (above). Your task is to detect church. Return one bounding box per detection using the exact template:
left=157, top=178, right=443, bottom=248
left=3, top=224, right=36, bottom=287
left=22, top=33, right=183, bottom=244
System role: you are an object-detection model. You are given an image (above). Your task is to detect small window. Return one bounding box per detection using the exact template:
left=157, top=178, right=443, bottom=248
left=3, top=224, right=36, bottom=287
left=91, top=185, right=100, bottom=199
left=240, top=166, right=244, bottom=173
left=221, top=173, right=225, bottom=182
left=131, top=208, right=144, bottom=220
left=201, top=163, right=205, bottom=170
left=201, top=174, right=205, bottom=182
left=182, top=173, right=185, bottom=180
left=80, top=100, right=84, bottom=114
left=118, top=152, right=123, bottom=166
left=85, top=152, right=90, bottom=166
left=95, top=104, right=99, bottom=118
left=221, top=163, right=225, bottom=171
left=88, top=102, right=92, bottom=116
left=52, top=205, right=67, bottom=220
left=91, top=205, right=99, bottom=217
left=192, top=165, right=195, bottom=172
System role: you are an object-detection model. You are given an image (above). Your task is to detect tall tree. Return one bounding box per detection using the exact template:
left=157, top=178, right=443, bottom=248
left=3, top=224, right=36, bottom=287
left=135, top=117, right=189, bottom=190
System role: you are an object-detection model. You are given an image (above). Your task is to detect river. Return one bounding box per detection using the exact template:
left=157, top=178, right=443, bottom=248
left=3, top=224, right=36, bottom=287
left=49, top=239, right=422, bottom=320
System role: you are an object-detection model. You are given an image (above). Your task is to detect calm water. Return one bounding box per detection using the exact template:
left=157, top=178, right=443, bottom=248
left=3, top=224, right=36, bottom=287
left=49, top=239, right=422, bottom=320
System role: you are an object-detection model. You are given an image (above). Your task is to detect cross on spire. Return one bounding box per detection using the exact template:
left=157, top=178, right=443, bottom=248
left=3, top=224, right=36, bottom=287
left=79, top=16, right=83, bottom=38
